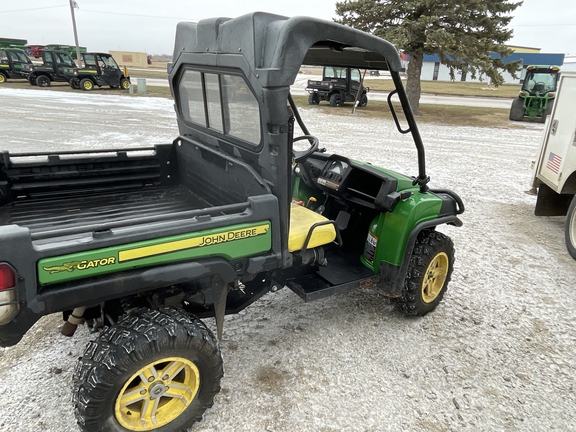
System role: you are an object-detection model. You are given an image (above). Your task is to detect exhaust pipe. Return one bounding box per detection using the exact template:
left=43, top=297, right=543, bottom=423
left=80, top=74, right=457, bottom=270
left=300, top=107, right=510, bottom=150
left=61, top=306, right=87, bottom=337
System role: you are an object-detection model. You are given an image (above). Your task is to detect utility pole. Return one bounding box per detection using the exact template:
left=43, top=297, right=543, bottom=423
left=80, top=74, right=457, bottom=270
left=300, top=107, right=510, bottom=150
left=69, top=0, right=82, bottom=66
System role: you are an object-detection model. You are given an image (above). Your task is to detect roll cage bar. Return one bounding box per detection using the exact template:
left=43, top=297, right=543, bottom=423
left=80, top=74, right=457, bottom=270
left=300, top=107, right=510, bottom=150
left=170, top=12, right=429, bottom=192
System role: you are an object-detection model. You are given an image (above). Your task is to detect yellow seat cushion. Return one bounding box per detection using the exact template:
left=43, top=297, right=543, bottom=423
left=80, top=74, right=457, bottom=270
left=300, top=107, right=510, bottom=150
left=288, top=203, right=337, bottom=252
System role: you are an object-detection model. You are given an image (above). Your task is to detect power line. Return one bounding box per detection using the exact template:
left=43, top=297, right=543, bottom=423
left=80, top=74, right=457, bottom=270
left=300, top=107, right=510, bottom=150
left=0, top=5, right=68, bottom=13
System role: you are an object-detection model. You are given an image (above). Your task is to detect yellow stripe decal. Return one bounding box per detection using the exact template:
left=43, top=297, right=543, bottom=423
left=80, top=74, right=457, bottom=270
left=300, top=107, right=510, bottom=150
left=118, top=224, right=270, bottom=262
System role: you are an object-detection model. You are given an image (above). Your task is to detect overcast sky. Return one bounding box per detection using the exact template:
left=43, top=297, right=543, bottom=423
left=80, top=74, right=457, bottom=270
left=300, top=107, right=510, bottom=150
left=1, top=0, right=575, bottom=56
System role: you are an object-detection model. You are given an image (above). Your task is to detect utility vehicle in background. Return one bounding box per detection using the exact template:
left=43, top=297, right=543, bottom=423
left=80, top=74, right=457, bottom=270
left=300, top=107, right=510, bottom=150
left=44, top=44, right=87, bottom=60
left=0, top=13, right=464, bottom=431
left=0, top=48, right=32, bottom=82
left=306, top=66, right=369, bottom=106
left=530, top=70, right=576, bottom=259
left=67, top=52, right=130, bottom=91
left=510, top=65, right=561, bottom=122
left=22, top=50, right=77, bottom=87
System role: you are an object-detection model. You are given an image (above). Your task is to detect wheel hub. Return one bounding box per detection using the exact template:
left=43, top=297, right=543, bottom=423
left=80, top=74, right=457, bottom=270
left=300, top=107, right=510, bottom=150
left=148, top=381, right=169, bottom=399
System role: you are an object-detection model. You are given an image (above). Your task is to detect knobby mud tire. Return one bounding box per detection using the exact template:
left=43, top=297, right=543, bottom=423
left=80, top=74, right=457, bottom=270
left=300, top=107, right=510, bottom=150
left=308, top=93, right=320, bottom=105
left=392, top=229, right=455, bottom=316
left=73, top=307, right=223, bottom=432
left=329, top=93, right=343, bottom=107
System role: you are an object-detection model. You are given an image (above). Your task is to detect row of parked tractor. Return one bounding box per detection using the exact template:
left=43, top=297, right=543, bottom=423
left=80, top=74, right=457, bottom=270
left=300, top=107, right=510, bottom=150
left=0, top=47, right=130, bottom=91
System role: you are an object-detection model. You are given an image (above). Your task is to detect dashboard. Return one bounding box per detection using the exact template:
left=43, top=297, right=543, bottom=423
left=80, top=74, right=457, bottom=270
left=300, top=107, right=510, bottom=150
left=298, top=154, right=400, bottom=211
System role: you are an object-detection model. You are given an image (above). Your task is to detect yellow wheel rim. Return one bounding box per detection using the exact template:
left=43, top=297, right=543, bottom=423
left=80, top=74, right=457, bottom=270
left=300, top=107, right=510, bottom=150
left=115, top=357, right=200, bottom=431
left=83, top=81, right=92, bottom=90
left=422, top=252, right=449, bottom=303
left=0, top=75, right=5, bottom=83
left=122, top=80, right=130, bottom=89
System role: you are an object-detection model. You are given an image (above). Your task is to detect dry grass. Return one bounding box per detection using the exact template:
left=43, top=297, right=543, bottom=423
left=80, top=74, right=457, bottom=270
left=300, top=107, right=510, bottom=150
left=364, top=78, right=521, bottom=98
left=290, top=95, right=516, bottom=128
left=129, top=69, right=169, bottom=79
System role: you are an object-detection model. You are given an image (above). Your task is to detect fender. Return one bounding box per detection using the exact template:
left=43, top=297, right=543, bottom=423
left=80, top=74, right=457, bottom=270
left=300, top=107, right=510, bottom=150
left=377, top=215, right=462, bottom=297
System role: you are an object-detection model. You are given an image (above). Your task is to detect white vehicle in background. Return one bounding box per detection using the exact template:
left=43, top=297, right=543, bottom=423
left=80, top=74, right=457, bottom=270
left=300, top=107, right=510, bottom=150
left=531, top=71, right=576, bottom=259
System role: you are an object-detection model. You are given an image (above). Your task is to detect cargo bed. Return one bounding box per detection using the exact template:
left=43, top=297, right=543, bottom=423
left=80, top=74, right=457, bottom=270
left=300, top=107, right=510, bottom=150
left=0, top=185, right=211, bottom=240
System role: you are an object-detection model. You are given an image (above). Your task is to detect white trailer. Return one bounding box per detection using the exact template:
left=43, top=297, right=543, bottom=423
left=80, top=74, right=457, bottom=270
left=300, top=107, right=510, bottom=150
left=531, top=71, right=576, bottom=259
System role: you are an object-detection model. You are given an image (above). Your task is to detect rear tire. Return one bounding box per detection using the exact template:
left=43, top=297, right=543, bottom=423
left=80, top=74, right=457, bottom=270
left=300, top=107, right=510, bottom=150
left=74, top=307, right=223, bottom=432
left=308, top=93, right=320, bottom=105
left=36, top=75, right=50, bottom=87
left=70, top=78, right=80, bottom=89
left=566, top=195, right=576, bottom=260
left=329, top=93, right=343, bottom=107
left=509, top=98, right=525, bottom=121
left=80, top=78, right=94, bottom=91
left=392, top=229, right=454, bottom=316
left=540, top=101, right=553, bottom=123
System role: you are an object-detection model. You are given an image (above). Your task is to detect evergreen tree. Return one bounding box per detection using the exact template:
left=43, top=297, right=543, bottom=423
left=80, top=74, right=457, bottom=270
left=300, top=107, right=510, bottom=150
left=335, top=0, right=522, bottom=113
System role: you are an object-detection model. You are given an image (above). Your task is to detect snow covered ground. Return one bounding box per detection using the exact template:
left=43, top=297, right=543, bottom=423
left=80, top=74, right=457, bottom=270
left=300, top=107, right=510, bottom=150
left=0, top=88, right=575, bottom=431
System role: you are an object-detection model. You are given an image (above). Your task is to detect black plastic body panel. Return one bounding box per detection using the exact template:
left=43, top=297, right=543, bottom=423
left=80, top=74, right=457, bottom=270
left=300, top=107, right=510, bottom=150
left=0, top=142, right=283, bottom=347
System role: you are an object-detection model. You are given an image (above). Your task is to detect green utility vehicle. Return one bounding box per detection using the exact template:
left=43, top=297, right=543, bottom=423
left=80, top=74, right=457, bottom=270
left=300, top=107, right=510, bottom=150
left=509, top=65, right=561, bottom=123
left=0, top=13, right=464, bottom=432
left=23, top=50, right=77, bottom=87
left=0, top=48, right=32, bottom=82
left=306, top=66, right=369, bottom=106
left=68, top=52, right=130, bottom=90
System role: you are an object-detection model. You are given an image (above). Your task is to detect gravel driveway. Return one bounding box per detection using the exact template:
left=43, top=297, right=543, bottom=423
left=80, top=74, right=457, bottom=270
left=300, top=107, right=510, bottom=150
left=0, top=88, right=575, bottom=432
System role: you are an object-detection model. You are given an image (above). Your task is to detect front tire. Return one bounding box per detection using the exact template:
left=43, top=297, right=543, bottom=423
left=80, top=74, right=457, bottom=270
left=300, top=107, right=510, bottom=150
left=566, top=195, right=576, bottom=260
left=358, top=93, right=368, bottom=107
left=509, top=98, right=525, bottom=121
left=80, top=78, right=94, bottom=91
left=121, top=78, right=131, bottom=90
left=392, top=229, right=455, bottom=316
left=0, top=73, right=6, bottom=83
left=74, top=307, right=223, bottom=432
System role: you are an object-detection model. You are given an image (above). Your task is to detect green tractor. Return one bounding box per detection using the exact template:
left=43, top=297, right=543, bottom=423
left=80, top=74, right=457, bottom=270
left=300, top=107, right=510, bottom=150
left=509, top=65, right=561, bottom=123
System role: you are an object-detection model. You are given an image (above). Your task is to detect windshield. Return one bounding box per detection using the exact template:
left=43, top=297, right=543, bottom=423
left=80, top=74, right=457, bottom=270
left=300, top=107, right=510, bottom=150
left=55, top=52, right=75, bottom=67
left=522, top=71, right=559, bottom=93
left=101, top=55, right=119, bottom=68
left=324, top=67, right=347, bottom=79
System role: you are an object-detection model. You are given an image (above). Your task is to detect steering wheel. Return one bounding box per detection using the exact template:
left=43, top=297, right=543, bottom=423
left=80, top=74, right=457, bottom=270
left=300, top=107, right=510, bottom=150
left=292, top=135, right=319, bottom=163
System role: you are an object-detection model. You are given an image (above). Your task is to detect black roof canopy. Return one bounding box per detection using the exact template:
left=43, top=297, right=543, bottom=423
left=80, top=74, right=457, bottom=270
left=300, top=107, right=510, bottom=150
left=172, top=12, right=402, bottom=87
